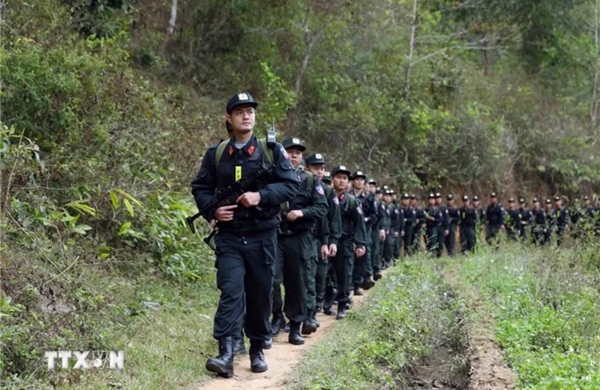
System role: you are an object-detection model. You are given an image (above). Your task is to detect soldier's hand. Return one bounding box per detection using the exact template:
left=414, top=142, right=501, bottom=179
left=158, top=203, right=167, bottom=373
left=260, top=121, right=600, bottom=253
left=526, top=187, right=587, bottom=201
left=286, top=210, right=304, bottom=221
left=355, top=246, right=366, bottom=257
left=500, top=225, right=506, bottom=231
left=393, top=231, right=399, bottom=237
left=379, top=229, right=386, bottom=241
left=210, top=219, right=217, bottom=228
left=320, top=245, right=329, bottom=259
left=401, top=231, right=405, bottom=237
left=444, top=229, right=449, bottom=236
left=236, top=191, right=261, bottom=207
left=328, top=243, right=338, bottom=257
left=214, top=205, right=237, bottom=222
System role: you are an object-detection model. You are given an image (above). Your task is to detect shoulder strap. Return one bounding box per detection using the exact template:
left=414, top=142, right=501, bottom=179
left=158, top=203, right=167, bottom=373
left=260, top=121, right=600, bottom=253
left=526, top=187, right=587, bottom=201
left=215, top=138, right=275, bottom=165
left=215, top=140, right=229, bottom=166
left=305, top=171, right=314, bottom=189
left=257, top=138, right=274, bottom=165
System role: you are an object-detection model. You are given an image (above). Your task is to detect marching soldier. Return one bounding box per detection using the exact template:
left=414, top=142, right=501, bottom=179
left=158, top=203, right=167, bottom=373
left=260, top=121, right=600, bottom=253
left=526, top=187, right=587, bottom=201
left=401, top=193, right=417, bottom=255
left=424, top=193, right=443, bottom=256
left=505, top=198, right=520, bottom=241
left=553, top=196, right=568, bottom=245
left=544, top=199, right=554, bottom=244
left=327, top=165, right=367, bottom=320
left=518, top=198, right=532, bottom=241
left=531, top=198, right=547, bottom=245
left=445, top=194, right=460, bottom=256
left=485, top=192, right=505, bottom=249
left=458, top=195, right=477, bottom=254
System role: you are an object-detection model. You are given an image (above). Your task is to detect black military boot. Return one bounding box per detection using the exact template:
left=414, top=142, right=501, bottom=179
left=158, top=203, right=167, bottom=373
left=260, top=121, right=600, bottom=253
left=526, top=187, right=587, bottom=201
left=288, top=321, right=305, bottom=345
left=336, top=303, right=347, bottom=320
left=301, top=311, right=317, bottom=335
left=311, top=310, right=320, bottom=328
left=232, top=334, right=246, bottom=356
left=271, top=313, right=286, bottom=337
left=263, top=337, right=273, bottom=350
left=249, top=339, right=268, bottom=373
left=205, top=336, right=234, bottom=378
left=361, top=276, right=375, bottom=290
left=373, top=272, right=382, bottom=281
left=323, top=299, right=334, bottom=315
left=353, top=284, right=363, bottom=296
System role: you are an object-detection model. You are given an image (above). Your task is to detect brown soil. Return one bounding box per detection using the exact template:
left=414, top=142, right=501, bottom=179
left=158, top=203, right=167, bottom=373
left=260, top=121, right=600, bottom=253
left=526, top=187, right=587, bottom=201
left=194, top=294, right=367, bottom=390
left=444, top=266, right=517, bottom=390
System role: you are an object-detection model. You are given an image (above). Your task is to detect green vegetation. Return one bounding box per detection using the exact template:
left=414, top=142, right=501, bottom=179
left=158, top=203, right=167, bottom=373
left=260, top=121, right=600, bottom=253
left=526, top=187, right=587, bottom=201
left=459, top=245, right=600, bottom=389
left=289, top=258, right=469, bottom=390
left=2, top=0, right=600, bottom=387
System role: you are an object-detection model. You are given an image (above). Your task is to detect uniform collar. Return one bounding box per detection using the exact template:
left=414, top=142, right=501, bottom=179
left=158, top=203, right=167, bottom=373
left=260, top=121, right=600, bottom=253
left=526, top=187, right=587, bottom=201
left=227, top=135, right=258, bottom=157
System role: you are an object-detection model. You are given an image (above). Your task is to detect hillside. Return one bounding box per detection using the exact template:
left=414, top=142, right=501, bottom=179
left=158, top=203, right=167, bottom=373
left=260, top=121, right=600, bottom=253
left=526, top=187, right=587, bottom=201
left=1, top=0, right=600, bottom=388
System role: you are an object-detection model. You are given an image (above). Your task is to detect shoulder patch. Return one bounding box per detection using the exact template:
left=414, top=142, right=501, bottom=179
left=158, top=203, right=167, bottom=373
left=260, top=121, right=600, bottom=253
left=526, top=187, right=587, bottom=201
left=316, top=184, right=325, bottom=196
left=333, top=196, right=340, bottom=205
left=357, top=203, right=363, bottom=215
left=280, top=145, right=289, bottom=159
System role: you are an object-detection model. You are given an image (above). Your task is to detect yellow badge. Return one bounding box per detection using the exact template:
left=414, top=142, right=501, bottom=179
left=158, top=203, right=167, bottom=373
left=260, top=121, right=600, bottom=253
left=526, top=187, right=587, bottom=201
left=235, top=166, right=242, bottom=181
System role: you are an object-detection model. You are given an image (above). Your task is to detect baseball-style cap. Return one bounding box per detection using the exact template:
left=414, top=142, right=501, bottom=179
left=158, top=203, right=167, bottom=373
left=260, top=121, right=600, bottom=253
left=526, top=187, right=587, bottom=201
left=428, top=193, right=436, bottom=199
left=532, top=197, right=539, bottom=203
left=367, top=178, right=376, bottom=185
left=352, top=170, right=367, bottom=180
left=519, top=198, right=525, bottom=204
left=331, top=165, right=352, bottom=178
left=545, top=199, right=552, bottom=204
left=305, top=153, right=326, bottom=165
left=490, top=192, right=497, bottom=198
left=226, top=92, right=258, bottom=114
left=584, top=196, right=590, bottom=200
left=554, top=196, right=561, bottom=202
left=435, top=192, right=442, bottom=198
left=473, top=195, right=480, bottom=201
left=282, top=137, right=306, bottom=152
left=462, top=195, right=469, bottom=201
left=447, top=194, right=454, bottom=201
left=322, top=171, right=332, bottom=183
left=508, top=198, right=515, bottom=203
left=401, top=193, right=411, bottom=199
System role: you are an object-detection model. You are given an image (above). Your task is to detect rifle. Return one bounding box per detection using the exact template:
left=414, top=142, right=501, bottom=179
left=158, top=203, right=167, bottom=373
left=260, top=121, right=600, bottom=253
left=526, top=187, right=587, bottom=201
left=186, top=164, right=274, bottom=247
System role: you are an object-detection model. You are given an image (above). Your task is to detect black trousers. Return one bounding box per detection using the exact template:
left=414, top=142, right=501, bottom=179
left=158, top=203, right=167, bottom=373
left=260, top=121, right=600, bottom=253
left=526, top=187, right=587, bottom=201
left=213, top=229, right=276, bottom=342
left=332, top=236, right=353, bottom=306
left=444, top=225, right=457, bottom=256
left=460, top=226, right=476, bottom=253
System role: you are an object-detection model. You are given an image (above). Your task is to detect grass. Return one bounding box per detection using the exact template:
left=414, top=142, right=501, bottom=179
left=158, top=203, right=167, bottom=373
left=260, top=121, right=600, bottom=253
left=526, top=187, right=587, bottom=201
left=288, top=255, right=469, bottom=390
left=458, top=243, right=600, bottom=389
left=1, top=246, right=220, bottom=390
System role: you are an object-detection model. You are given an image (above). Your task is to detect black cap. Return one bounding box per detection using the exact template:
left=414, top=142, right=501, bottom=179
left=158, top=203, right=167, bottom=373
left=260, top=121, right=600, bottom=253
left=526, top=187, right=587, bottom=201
left=282, top=137, right=306, bottom=152
left=462, top=195, right=469, bottom=201
left=428, top=193, right=436, bottom=199
left=305, top=153, right=326, bottom=165
left=508, top=198, right=515, bottom=203
left=322, top=171, right=332, bottom=183
left=532, top=197, right=539, bottom=203
left=519, top=198, right=525, bottom=204
left=401, top=193, right=410, bottom=199
left=411, top=194, right=417, bottom=199
left=331, top=165, right=352, bottom=178
left=545, top=199, right=552, bottom=204
left=435, top=192, right=442, bottom=198
left=352, top=170, right=367, bottom=180
left=473, top=195, right=480, bottom=201
left=584, top=195, right=590, bottom=200
left=554, top=196, right=561, bottom=202
left=490, top=192, right=497, bottom=198
left=375, top=187, right=383, bottom=194
left=389, top=189, right=396, bottom=195
left=226, top=92, right=258, bottom=114
left=367, top=178, right=376, bottom=185
left=383, top=189, right=392, bottom=196
left=447, top=194, right=454, bottom=201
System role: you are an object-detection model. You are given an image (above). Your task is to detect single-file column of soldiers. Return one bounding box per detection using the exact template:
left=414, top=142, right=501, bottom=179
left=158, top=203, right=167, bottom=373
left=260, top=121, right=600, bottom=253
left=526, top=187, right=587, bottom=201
left=193, top=92, right=600, bottom=379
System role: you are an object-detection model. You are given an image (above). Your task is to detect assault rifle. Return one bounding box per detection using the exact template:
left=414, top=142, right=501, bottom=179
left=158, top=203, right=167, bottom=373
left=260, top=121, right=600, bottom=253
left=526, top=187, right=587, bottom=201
left=186, top=164, right=274, bottom=247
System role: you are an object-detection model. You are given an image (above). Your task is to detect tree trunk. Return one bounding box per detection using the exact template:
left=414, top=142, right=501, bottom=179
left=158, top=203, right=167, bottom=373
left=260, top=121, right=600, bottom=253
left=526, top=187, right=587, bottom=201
left=159, top=0, right=178, bottom=55
left=402, top=0, right=418, bottom=132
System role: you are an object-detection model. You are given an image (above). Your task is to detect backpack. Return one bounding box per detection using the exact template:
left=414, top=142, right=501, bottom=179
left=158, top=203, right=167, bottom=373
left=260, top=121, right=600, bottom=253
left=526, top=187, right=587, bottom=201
left=214, top=137, right=275, bottom=166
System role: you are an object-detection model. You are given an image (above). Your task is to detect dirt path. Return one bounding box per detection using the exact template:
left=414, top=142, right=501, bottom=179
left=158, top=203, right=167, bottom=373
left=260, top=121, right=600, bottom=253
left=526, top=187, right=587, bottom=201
left=196, top=294, right=368, bottom=390
left=444, top=265, right=517, bottom=390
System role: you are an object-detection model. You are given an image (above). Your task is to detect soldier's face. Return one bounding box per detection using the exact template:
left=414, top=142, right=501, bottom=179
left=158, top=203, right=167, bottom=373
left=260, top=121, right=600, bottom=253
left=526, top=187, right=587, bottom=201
left=227, top=105, right=255, bottom=132
left=474, top=201, right=480, bottom=207
left=332, top=173, right=348, bottom=191
left=353, top=178, right=365, bottom=189
left=448, top=200, right=454, bottom=207
left=402, top=198, right=409, bottom=206
left=555, top=201, right=561, bottom=208
left=508, top=202, right=515, bottom=210
left=463, top=200, right=470, bottom=207
left=368, top=183, right=376, bottom=193
left=490, top=197, right=497, bottom=204
left=306, top=164, right=325, bottom=180
left=435, top=197, right=442, bottom=205
left=428, top=198, right=435, bottom=206
left=585, top=200, right=591, bottom=207
left=411, top=199, right=418, bottom=206
left=383, top=194, right=392, bottom=203
left=287, top=148, right=303, bottom=169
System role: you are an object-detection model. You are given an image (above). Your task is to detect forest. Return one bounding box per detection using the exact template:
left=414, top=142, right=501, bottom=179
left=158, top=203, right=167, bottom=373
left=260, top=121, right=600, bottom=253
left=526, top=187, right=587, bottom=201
left=1, top=0, right=600, bottom=389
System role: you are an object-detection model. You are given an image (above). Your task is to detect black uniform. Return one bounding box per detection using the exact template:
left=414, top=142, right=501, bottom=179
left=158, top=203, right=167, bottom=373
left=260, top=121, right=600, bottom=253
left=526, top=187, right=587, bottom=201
left=458, top=205, right=477, bottom=254
left=445, top=205, right=460, bottom=256
left=485, top=203, right=505, bottom=247
left=424, top=205, right=443, bottom=256
left=531, top=208, right=547, bottom=245
left=191, top=136, right=299, bottom=343
left=506, top=209, right=521, bottom=241
left=518, top=206, right=532, bottom=240
left=351, top=190, right=378, bottom=289
left=553, top=207, right=568, bottom=245
left=413, top=206, right=426, bottom=253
